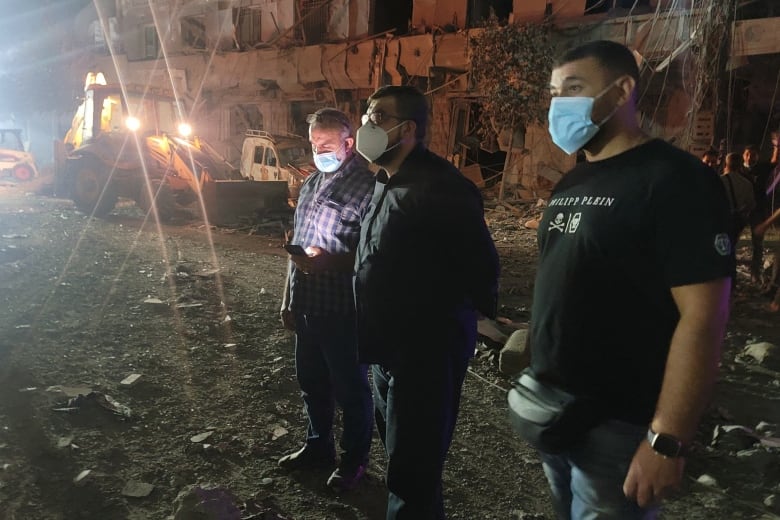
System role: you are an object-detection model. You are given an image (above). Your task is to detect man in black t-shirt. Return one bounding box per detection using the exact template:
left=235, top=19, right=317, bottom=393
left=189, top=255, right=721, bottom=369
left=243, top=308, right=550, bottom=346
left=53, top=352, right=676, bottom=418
left=520, top=40, right=733, bottom=519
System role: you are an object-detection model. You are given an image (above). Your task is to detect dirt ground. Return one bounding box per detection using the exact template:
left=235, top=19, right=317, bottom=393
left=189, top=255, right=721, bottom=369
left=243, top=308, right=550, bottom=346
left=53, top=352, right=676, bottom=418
left=1, top=177, right=779, bottom=520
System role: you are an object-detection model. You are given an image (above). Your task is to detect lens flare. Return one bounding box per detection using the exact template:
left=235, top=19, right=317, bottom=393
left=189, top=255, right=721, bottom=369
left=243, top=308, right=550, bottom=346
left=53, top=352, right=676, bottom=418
left=125, top=116, right=141, bottom=131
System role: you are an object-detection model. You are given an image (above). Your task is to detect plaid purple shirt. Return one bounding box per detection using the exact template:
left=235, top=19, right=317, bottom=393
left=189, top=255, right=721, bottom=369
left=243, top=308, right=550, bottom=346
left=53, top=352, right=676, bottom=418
left=289, top=154, right=375, bottom=316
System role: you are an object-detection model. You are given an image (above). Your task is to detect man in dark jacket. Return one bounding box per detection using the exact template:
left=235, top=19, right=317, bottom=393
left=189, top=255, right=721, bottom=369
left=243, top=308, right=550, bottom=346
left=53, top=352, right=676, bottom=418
left=353, top=85, right=500, bottom=519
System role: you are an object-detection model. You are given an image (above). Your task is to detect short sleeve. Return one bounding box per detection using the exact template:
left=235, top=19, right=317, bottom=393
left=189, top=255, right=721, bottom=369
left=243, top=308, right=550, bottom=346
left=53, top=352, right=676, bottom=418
left=652, top=163, right=735, bottom=287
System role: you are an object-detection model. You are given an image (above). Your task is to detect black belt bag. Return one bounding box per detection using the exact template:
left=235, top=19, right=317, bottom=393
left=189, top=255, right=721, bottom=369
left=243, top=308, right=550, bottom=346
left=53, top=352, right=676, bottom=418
left=507, top=368, right=601, bottom=454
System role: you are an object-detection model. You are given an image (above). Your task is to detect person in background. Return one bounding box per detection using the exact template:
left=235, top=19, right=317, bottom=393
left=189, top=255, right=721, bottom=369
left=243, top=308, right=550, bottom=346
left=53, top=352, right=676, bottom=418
left=701, top=149, right=720, bottom=172
left=353, top=84, right=500, bottom=519
left=523, top=40, right=732, bottom=518
left=721, top=152, right=755, bottom=249
left=278, top=108, right=375, bottom=492
left=743, top=137, right=779, bottom=284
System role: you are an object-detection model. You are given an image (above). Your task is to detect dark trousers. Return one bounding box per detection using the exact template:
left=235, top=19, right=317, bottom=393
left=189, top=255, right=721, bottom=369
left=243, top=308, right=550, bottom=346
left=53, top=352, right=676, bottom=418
left=372, top=349, right=470, bottom=520
left=294, top=313, right=373, bottom=465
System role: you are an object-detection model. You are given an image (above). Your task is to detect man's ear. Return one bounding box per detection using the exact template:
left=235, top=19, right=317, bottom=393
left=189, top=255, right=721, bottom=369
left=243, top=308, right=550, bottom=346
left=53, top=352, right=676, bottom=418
left=614, top=75, right=636, bottom=107
left=344, top=136, right=355, bottom=151
left=402, top=120, right=417, bottom=141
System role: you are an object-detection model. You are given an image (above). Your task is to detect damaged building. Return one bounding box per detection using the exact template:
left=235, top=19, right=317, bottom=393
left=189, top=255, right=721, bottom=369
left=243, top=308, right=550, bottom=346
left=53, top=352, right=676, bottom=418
left=62, top=0, right=780, bottom=201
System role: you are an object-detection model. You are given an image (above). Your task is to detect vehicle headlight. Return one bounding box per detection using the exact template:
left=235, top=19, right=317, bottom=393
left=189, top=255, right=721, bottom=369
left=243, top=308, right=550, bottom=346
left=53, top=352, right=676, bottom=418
left=177, top=123, right=193, bottom=137
left=125, top=116, right=141, bottom=131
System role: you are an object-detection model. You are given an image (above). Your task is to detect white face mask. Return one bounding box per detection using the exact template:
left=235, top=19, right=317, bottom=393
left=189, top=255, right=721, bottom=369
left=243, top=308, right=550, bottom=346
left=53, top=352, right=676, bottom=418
left=355, top=121, right=405, bottom=163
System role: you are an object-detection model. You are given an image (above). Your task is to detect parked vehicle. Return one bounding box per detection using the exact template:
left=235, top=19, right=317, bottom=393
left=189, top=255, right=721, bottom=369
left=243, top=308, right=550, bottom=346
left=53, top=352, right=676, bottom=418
left=54, top=73, right=289, bottom=224
left=0, top=128, right=39, bottom=182
left=239, top=129, right=315, bottom=200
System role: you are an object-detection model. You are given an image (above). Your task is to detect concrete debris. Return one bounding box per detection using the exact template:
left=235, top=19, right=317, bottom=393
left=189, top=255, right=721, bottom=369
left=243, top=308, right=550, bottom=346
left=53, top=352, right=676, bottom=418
left=477, top=318, right=509, bottom=344
left=57, top=391, right=132, bottom=419
left=121, top=480, right=154, bottom=498
left=73, top=469, right=91, bottom=484
left=46, top=385, right=93, bottom=398
left=499, top=329, right=531, bottom=376
left=765, top=494, right=780, bottom=513
left=120, top=373, right=142, bottom=386
left=190, top=431, right=214, bottom=443
left=741, top=342, right=780, bottom=368
left=695, top=474, right=718, bottom=487
left=271, top=426, right=288, bottom=441
left=712, top=424, right=759, bottom=452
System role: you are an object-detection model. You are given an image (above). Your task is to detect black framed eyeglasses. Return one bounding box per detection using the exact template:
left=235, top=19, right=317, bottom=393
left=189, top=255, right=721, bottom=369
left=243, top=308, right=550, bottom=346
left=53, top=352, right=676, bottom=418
left=361, top=111, right=402, bottom=126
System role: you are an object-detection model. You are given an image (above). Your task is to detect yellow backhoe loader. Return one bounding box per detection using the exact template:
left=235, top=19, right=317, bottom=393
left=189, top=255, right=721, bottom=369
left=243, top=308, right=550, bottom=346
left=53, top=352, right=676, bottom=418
left=54, top=73, right=289, bottom=225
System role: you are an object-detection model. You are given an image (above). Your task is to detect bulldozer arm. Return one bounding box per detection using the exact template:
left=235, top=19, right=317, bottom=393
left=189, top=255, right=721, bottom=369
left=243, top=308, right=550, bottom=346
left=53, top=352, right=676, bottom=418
left=200, top=178, right=290, bottom=226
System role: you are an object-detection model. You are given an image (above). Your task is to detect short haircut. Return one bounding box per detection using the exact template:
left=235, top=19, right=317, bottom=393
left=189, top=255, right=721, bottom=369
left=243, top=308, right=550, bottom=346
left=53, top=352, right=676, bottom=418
left=702, top=149, right=718, bottom=159
left=725, top=152, right=741, bottom=170
left=306, top=108, right=353, bottom=137
left=744, top=144, right=758, bottom=154
left=367, top=85, right=429, bottom=141
left=554, top=40, right=640, bottom=83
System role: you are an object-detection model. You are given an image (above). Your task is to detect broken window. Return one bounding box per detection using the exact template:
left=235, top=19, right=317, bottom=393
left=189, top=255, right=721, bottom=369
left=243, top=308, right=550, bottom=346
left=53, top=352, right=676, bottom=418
left=235, top=7, right=262, bottom=48
left=300, top=0, right=330, bottom=45
left=144, top=25, right=160, bottom=59
left=181, top=15, right=207, bottom=49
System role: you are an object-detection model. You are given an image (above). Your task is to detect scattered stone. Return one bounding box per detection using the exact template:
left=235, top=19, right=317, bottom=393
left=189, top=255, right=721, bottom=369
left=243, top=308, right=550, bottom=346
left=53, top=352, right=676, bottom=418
left=57, top=436, right=74, bottom=449
left=190, top=431, right=214, bottom=443
left=46, top=385, right=93, bottom=398
left=477, top=318, right=508, bottom=345
left=757, top=421, right=777, bottom=434
left=499, top=328, right=530, bottom=375
left=695, top=474, right=718, bottom=487
left=121, top=480, right=154, bottom=498
left=712, top=424, right=759, bottom=452
left=271, top=426, right=288, bottom=440
left=260, top=477, right=273, bottom=486
left=143, top=297, right=166, bottom=306
left=741, top=342, right=780, bottom=368
left=176, top=302, right=204, bottom=309
left=74, top=469, right=92, bottom=484
left=120, top=374, right=142, bottom=386
left=764, top=494, right=780, bottom=513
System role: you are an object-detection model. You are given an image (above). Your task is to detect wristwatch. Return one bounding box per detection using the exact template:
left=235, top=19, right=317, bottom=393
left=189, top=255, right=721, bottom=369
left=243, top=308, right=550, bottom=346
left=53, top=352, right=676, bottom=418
left=646, top=427, right=687, bottom=458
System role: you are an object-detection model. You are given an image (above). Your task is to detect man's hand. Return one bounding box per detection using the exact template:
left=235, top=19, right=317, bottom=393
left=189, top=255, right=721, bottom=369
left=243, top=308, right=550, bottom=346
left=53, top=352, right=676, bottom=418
left=623, top=441, right=684, bottom=507
left=280, top=308, right=295, bottom=331
left=289, top=246, right=332, bottom=274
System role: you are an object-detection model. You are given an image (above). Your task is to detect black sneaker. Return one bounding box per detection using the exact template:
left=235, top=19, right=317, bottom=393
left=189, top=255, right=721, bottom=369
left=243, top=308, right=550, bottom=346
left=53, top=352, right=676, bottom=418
left=326, top=461, right=366, bottom=492
left=278, top=444, right=336, bottom=470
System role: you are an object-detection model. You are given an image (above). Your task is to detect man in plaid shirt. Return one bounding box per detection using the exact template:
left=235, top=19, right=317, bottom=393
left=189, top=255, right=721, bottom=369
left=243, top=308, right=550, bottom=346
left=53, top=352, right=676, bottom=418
left=278, top=108, right=375, bottom=492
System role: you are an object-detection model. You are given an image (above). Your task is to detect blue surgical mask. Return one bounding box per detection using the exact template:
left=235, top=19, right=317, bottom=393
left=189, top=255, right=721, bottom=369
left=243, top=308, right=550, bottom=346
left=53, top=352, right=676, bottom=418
left=548, top=82, right=621, bottom=155
left=313, top=150, right=344, bottom=173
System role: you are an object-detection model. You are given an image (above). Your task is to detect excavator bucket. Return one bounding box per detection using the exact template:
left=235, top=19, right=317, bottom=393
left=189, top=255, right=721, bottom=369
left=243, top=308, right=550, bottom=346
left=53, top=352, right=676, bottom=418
left=200, top=179, right=291, bottom=226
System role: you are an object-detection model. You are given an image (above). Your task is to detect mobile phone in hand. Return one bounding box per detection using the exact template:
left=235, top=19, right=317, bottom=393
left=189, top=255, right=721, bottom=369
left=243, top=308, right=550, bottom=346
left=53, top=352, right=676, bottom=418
left=284, top=244, right=307, bottom=256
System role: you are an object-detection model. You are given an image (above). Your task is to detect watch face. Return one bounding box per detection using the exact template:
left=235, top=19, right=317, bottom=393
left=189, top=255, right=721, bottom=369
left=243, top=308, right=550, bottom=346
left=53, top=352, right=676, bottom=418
left=652, top=433, right=682, bottom=457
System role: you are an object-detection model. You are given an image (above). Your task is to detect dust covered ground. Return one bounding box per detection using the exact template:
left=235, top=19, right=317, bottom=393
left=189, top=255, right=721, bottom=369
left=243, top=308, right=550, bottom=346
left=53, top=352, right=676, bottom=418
left=1, top=179, right=779, bottom=520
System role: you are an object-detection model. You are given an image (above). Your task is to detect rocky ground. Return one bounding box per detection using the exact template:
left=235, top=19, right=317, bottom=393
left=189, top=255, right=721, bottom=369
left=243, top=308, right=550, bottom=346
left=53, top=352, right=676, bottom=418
left=1, top=177, right=780, bottom=519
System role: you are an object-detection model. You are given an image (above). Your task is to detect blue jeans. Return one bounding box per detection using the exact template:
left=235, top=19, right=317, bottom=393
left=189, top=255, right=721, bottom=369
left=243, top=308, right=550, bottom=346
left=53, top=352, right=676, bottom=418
left=540, top=420, right=660, bottom=520
left=294, top=313, right=372, bottom=464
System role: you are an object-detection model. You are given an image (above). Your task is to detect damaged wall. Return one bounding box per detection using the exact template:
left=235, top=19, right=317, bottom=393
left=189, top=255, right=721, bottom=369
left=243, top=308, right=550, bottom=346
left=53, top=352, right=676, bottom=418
left=85, top=1, right=733, bottom=199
